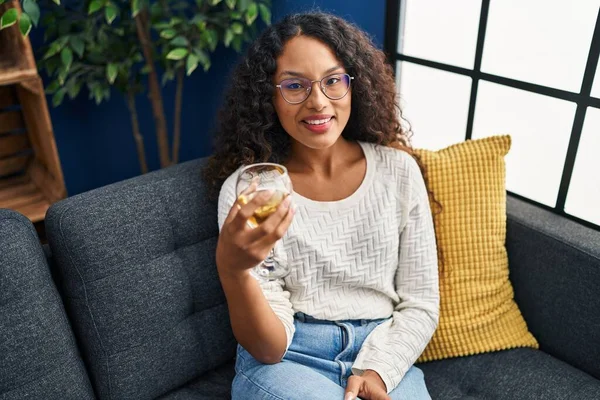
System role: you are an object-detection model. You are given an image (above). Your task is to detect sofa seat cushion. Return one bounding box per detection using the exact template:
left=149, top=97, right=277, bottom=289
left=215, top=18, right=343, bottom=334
left=419, top=348, right=600, bottom=399
left=157, top=359, right=235, bottom=400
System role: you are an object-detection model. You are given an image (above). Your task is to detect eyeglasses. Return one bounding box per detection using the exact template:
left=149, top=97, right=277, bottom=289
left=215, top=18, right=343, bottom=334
left=276, top=73, right=354, bottom=104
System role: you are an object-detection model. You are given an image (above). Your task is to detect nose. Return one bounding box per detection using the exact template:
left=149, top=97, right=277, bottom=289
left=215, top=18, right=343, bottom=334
left=305, top=81, right=327, bottom=110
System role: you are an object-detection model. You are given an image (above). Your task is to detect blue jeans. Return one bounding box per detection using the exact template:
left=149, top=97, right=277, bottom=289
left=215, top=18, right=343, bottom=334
left=231, top=313, right=431, bottom=399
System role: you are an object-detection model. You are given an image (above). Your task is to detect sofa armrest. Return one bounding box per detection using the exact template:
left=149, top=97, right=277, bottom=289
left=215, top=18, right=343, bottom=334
left=0, top=209, right=95, bottom=399
left=506, top=196, right=600, bottom=380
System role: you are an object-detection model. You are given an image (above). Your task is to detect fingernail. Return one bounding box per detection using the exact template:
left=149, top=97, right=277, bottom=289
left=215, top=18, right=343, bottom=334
left=344, top=393, right=355, bottom=400
left=282, top=196, right=291, bottom=208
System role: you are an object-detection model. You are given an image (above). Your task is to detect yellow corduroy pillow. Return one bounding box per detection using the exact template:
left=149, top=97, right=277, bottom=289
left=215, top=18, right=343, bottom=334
left=415, top=135, right=538, bottom=362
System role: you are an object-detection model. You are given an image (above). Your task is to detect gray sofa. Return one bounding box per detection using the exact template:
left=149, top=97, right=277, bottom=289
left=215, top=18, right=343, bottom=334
left=1, top=157, right=599, bottom=400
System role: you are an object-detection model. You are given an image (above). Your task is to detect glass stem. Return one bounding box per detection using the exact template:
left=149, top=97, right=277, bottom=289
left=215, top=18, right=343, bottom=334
left=263, top=249, right=276, bottom=269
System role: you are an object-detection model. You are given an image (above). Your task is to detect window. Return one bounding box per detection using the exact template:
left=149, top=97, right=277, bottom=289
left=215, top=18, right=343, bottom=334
left=386, top=0, right=600, bottom=229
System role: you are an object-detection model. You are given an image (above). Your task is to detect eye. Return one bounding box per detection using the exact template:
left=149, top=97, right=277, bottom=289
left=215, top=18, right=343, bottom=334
left=282, top=80, right=306, bottom=90
left=325, top=76, right=341, bottom=86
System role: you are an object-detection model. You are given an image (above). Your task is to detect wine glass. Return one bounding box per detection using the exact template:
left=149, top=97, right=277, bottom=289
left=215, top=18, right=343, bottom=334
left=236, top=163, right=293, bottom=280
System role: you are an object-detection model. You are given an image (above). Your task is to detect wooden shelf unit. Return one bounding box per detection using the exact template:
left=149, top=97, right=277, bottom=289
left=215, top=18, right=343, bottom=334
left=0, top=0, right=66, bottom=223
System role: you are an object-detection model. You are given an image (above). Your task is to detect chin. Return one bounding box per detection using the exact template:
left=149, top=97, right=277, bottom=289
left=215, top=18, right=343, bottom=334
left=295, top=131, right=342, bottom=150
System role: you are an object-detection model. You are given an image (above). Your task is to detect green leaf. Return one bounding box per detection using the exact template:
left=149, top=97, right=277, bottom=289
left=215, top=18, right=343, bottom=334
left=245, top=2, right=257, bottom=25
left=231, top=22, right=243, bottom=34
left=88, top=0, right=102, bottom=15
left=153, top=22, right=171, bottom=30
left=106, top=63, right=118, bottom=84
left=237, top=0, right=249, bottom=12
left=170, top=36, right=188, bottom=47
left=46, top=80, right=60, bottom=94
left=19, top=12, right=32, bottom=36
left=60, top=47, right=73, bottom=71
left=105, top=4, right=118, bottom=24
left=52, top=89, right=66, bottom=107
left=140, top=64, right=151, bottom=74
left=22, top=0, right=40, bottom=26
left=161, top=69, right=175, bottom=86
left=0, top=8, right=18, bottom=29
left=70, top=36, right=85, bottom=58
left=258, top=3, right=270, bottom=25
left=149, top=2, right=161, bottom=17
left=209, top=0, right=221, bottom=5
left=52, top=0, right=60, bottom=5
left=195, top=49, right=210, bottom=70
left=231, top=36, right=243, bottom=52
left=166, top=48, right=188, bottom=60
left=224, top=28, right=233, bottom=47
left=93, top=85, right=103, bottom=104
left=57, top=66, right=68, bottom=85
left=160, top=29, right=176, bottom=39
left=186, top=54, right=198, bottom=75
left=225, top=0, right=235, bottom=9
left=67, top=80, right=82, bottom=99
left=132, top=0, right=141, bottom=17
left=170, top=16, right=183, bottom=25
left=202, top=29, right=217, bottom=52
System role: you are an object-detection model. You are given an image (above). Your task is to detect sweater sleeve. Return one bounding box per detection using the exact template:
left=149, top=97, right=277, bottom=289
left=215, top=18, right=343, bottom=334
left=351, top=156, right=440, bottom=393
left=217, top=172, right=296, bottom=351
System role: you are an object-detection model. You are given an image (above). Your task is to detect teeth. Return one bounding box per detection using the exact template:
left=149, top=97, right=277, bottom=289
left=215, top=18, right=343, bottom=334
left=305, top=117, right=332, bottom=125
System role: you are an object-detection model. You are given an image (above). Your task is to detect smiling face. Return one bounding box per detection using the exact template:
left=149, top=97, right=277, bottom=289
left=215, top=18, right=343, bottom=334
left=273, top=35, right=352, bottom=152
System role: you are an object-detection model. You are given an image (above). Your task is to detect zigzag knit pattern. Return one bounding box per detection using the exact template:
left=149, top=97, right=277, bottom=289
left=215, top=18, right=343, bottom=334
left=217, top=141, right=440, bottom=393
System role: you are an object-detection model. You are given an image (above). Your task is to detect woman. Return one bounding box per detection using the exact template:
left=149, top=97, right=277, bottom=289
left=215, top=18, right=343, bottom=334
left=204, top=12, right=439, bottom=400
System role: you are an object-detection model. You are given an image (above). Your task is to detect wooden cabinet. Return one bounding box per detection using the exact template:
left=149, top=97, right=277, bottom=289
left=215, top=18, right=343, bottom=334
left=0, top=0, right=66, bottom=223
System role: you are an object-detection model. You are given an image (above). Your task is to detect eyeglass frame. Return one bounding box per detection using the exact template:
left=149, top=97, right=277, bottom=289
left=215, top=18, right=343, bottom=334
left=275, top=73, right=355, bottom=105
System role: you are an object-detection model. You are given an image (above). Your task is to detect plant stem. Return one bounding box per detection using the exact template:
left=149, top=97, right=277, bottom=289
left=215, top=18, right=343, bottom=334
left=134, top=9, right=171, bottom=168
left=126, top=89, right=149, bottom=174
left=172, top=67, right=184, bottom=165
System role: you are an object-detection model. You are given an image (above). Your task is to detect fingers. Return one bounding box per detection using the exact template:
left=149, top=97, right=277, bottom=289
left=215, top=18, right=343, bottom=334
left=344, top=375, right=390, bottom=400
left=344, top=376, right=362, bottom=400
left=224, top=180, right=259, bottom=225
left=250, top=195, right=295, bottom=244
left=229, top=189, right=274, bottom=231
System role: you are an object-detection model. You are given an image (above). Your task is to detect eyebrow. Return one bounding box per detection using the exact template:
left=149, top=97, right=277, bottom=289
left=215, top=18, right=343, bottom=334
left=278, top=65, right=344, bottom=79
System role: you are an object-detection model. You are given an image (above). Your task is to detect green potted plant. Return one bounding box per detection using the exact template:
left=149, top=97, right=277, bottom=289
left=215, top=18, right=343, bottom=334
left=0, top=0, right=272, bottom=173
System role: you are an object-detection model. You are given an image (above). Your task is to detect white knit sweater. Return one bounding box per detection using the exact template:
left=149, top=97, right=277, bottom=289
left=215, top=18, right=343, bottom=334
left=217, top=141, right=440, bottom=393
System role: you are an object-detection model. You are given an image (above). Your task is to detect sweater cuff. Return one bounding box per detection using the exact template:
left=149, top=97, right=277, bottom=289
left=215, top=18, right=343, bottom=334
left=352, top=361, right=402, bottom=394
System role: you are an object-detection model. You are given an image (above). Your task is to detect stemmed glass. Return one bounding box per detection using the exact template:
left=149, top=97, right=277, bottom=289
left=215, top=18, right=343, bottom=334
left=236, top=163, right=293, bottom=280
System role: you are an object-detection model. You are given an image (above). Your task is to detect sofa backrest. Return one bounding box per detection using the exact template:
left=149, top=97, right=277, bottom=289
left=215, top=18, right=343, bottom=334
left=45, top=158, right=237, bottom=400
left=506, top=196, right=600, bottom=380
left=0, top=209, right=95, bottom=399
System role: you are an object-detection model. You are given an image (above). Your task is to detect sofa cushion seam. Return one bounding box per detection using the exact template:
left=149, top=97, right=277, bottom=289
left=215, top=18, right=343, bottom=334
left=57, top=203, right=112, bottom=400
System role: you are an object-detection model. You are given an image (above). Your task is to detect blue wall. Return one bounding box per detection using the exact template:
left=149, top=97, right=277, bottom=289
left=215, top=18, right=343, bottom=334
left=33, top=0, right=386, bottom=195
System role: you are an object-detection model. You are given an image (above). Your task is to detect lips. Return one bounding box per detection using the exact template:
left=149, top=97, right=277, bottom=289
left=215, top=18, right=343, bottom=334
left=302, top=117, right=334, bottom=134
left=304, top=116, right=333, bottom=125
left=301, top=116, right=334, bottom=134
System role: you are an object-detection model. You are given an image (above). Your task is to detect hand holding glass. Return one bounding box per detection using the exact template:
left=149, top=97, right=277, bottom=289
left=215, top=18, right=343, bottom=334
left=236, top=163, right=293, bottom=280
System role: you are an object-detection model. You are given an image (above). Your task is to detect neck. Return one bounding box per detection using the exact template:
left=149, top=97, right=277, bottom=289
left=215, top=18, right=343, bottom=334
left=286, top=138, right=359, bottom=177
